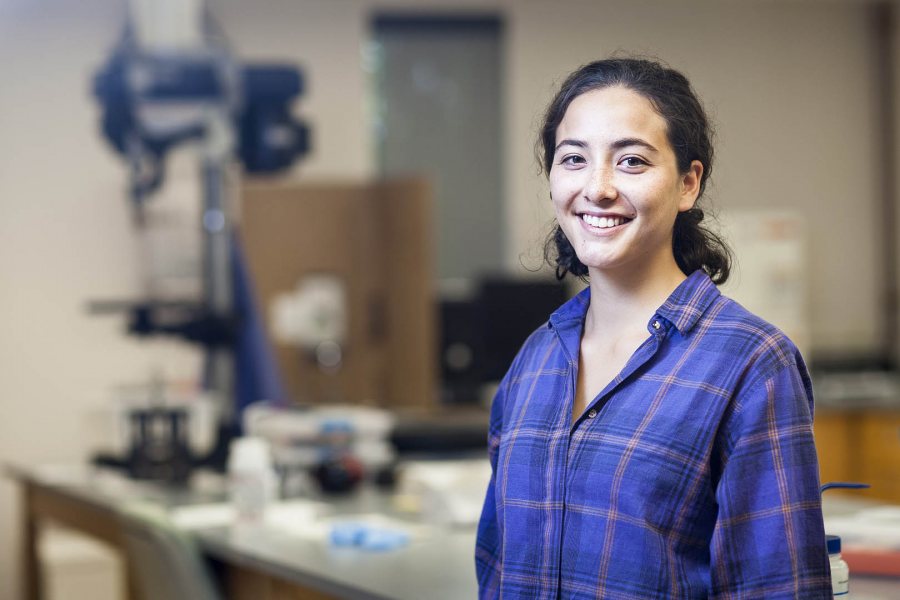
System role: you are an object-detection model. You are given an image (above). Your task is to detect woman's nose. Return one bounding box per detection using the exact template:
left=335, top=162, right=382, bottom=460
left=584, top=167, right=617, bottom=203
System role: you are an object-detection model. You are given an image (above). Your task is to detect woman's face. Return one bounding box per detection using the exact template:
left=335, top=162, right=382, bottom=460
left=549, top=85, right=702, bottom=278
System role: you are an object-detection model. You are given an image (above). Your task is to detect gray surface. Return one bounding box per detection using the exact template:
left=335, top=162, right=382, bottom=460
left=197, top=523, right=476, bottom=600
left=192, top=486, right=478, bottom=600
left=8, top=464, right=478, bottom=600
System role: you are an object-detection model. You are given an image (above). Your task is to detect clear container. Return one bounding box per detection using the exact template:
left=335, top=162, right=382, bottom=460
left=827, top=534, right=849, bottom=598
left=228, top=437, right=277, bottom=523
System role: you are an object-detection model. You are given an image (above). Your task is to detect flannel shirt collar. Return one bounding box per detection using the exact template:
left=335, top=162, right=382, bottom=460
left=548, top=269, right=720, bottom=336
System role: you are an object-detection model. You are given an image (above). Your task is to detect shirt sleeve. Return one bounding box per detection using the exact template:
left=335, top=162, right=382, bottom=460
left=475, top=372, right=506, bottom=598
left=709, top=360, right=832, bottom=599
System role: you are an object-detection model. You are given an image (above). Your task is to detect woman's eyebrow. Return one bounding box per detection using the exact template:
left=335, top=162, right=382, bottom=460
left=554, top=137, right=659, bottom=154
left=554, top=138, right=588, bottom=153
left=610, top=137, right=658, bottom=153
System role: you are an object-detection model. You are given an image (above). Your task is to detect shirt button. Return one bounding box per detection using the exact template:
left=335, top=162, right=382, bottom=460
left=587, top=409, right=597, bottom=419
left=652, top=320, right=661, bottom=330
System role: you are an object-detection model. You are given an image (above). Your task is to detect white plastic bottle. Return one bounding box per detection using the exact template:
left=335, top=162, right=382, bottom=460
left=228, top=436, right=277, bottom=523
left=827, top=534, right=850, bottom=598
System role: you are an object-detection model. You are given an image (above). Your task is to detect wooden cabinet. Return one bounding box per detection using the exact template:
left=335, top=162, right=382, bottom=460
left=858, top=412, right=900, bottom=502
left=813, top=410, right=856, bottom=485
left=240, top=178, right=436, bottom=409
left=814, top=409, right=900, bottom=503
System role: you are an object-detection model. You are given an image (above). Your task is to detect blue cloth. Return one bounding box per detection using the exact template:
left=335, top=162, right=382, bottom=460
left=330, top=522, right=410, bottom=551
left=232, top=234, right=289, bottom=417
left=476, top=270, right=831, bottom=599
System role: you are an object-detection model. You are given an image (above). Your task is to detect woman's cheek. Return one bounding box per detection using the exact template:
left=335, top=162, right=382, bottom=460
left=550, top=181, right=577, bottom=206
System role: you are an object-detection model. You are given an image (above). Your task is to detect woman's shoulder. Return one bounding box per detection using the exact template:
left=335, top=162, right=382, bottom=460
left=661, top=271, right=805, bottom=377
left=702, top=291, right=806, bottom=377
left=507, top=319, right=559, bottom=367
left=498, top=291, right=584, bottom=381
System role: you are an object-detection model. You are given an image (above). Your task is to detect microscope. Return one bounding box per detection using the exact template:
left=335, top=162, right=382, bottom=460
left=90, top=0, right=310, bottom=482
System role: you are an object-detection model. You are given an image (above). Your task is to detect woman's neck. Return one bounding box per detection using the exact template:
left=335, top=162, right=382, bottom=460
left=584, top=256, right=687, bottom=338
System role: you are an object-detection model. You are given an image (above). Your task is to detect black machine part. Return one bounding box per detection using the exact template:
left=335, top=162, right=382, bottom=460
left=94, top=53, right=311, bottom=199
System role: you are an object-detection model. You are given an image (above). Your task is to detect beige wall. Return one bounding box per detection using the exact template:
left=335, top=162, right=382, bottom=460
left=219, top=0, right=887, bottom=353
left=0, top=3, right=202, bottom=599
left=0, top=1, right=895, bottom=598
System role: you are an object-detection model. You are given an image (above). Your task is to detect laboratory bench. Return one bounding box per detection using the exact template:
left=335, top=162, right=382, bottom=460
left=7, top=463, right=478, bottom=600
left=8, top=462, right=900, bottom=600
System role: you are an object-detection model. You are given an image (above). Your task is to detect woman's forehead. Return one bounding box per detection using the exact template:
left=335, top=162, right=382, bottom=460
left=556, top=86, right=669, bottom=146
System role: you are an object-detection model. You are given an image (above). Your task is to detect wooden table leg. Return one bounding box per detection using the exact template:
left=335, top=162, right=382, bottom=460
left=123, top=554, right=142, bottom=600
left=20, top=482, right=41, bottom=600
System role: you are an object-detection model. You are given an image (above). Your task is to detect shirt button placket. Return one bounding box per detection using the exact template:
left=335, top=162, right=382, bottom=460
left=587, top=408, right=597, bottom=419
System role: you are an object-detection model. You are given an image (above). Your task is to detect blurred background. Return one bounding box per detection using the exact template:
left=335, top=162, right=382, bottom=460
left=1, top=0, right=899, bottom=598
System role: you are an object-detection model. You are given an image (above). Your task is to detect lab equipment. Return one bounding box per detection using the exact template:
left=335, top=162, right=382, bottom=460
left=94, top=0, right=309, bottom=204
left=92, top=378, right=221, bottom=484
left=821, top=481, right=871, bottom=596
left=227, top=437, right=277, bottom=522
left=90, top=0, right=310, bottom=475
left=243, top=402, right=394, bottom=495
left=125, top=407, right=193, bottom=483
left=270, top=274, right=348, bottom=372
left=827, top=535, right=850, bottom=597
left=823, top=504, right=900, bottom=577
left=439, top=277, right=567, bottom=404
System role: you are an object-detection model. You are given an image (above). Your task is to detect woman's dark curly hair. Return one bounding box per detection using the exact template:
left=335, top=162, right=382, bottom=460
left=540, top=58, right=731, bottom=284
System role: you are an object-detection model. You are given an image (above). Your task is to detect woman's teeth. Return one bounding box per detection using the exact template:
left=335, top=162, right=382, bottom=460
left=582, top=214, right=627, bottom=228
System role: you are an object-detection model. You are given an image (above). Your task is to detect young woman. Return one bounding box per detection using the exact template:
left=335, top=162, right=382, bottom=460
left=476, top=59, right=831, bottom=599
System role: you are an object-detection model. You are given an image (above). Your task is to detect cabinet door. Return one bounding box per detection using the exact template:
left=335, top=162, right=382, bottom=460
left=241, top=180, right=436, bottom=408
left=858, top=412, right=900, bottom=503
left=813, top=411, right=856, bottom=485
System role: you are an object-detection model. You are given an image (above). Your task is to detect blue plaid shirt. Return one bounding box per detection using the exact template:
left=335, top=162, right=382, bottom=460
left=476, top=271, right=831, bottom=599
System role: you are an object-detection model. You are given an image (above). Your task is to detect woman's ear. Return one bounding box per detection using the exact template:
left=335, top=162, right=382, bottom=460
left=678, top=160, right=703, bottom=212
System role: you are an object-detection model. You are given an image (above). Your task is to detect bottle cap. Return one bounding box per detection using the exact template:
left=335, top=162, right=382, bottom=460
left=826, top=534, right=841, bottom=554
left=228, top=436, right=272, bottom=471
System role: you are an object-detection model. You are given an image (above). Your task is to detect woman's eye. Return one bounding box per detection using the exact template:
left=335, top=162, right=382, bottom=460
left=621, top=156, right=648, bottom=169
left=560, top=155, right=586, bottom=167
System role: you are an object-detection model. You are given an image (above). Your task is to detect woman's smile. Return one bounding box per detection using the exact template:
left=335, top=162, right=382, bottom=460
left=579, top=212, right=633, bottom=233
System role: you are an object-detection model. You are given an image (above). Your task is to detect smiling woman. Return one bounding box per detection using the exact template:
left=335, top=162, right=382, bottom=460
left=476, top=58, right=832, bottom=599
